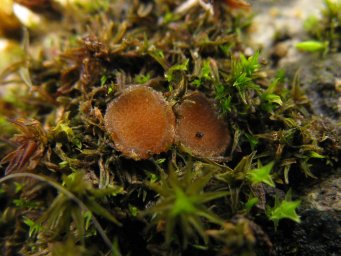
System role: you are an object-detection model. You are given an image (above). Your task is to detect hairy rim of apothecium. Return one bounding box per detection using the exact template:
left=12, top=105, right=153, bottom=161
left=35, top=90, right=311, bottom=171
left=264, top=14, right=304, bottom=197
left=175, top=91, right=231, bottom=158
left=104, top=86, right=175, bottom=160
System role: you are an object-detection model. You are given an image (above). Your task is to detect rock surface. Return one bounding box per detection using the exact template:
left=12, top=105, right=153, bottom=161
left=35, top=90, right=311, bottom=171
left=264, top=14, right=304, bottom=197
left=249, top=1, right=341, bottom=255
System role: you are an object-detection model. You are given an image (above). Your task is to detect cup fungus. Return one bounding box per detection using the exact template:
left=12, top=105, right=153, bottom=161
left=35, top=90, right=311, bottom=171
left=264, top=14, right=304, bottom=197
left=175, top=92, right=231, bottom=158
left=104, top=86, right=175, bottom=160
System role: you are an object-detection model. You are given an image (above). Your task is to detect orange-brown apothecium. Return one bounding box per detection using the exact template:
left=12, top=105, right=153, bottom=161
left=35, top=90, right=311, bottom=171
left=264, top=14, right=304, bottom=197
left=175, top=91, right=231, bottom=158
left=104, top=86, right=175, bottom=160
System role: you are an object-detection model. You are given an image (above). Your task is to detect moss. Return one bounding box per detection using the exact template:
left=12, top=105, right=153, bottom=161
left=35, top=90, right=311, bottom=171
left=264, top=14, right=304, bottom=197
left=304, top=0, right=341, bottom=52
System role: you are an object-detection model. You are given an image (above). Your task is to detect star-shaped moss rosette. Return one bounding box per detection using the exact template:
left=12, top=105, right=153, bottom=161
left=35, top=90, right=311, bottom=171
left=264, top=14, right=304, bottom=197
left=104, top=86, right=175, bottom=160
left=145, top=161, right=228, bottom=247
left=266, top=190, right=301, bottom=229
left=247, top=161, right=275, bottom=187
left=175, top=92, right=231, bottom=158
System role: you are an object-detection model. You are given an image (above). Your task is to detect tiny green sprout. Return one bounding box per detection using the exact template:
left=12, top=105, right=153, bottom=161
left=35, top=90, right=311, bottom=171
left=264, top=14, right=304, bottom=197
left=13, top=199, right=25, bottom=207
left=324, top=0, right=341, bottom=17
left=146, top=172, right=159, bottom=183
left=232, top=52, right=260, bottom=80
left=267, top=190, right=301, bottom=229
left=154, top=49, right=164, bottom=59
left=303, top=15, right=320, bottom=32
left=68, top=35, right=78, bottom=47
left=262, top=93, right=282, bottom=106
left=163, top=12, right=174, bottom=24
left=192, top=60, right=213, bottom=87
left=244, top=133, right=259, bottom=151
left=295, top=40, right=329, bottom=53
left=129, top=205, right=139, bottom=217
left=112, top=237, right=123, bottom=256
left=83, top=211, right=92, bottom=230
left=23, top=217, right=42, bottom=237
left=270, top=201, right=300, bottom=222
left=308, top=151, right=326, bottom=159
left=155, top=158, right=166, bottom=165
left=13, top=199, right=40, bottom=209
left=215, top=83, right=225, bottom=97
left=165, top=59, right=189, bottom=82
left=163, top=11, right=180, bottom=24
left=220, top=96, right=232, bottom=114
left=191, top=244, right=209, bottom=251
left=58, top=160, right=69, bottom=169
left=0, top=187, right=5, bottom=196
left=219, top=43, right=234, bottom=57
left=148, top=46, right=167, bottom=69
left=245, top=197, right=259, bottom=213
left=107, top=83, right=115, bottom=94
left=19, top=66, right=33, bottom=88
left=230, top=52, right=261, bottom=103
left=247, top=161, right=275, bottom=187
left=215, top=84, right=231, bottom=114
left=261, top=93, right=283, bottom=112
left=170, top=187, right=197, bottom=216
left=53, top=117, right=82, bottom=149
left=77, top=0, right=110, bottom=12
left=72, top=137, right=82, bottom=149
left=100, top=75, right=107, bottom=86
left=14, top=182, right=24, bottom=193
left=134, top=73, right=151, bottom=84
left=0, top=116, right=16, bottom=135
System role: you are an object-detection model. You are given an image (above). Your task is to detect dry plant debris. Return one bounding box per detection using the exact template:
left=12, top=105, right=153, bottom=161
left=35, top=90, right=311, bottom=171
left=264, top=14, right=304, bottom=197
left=175, top=91, right=231, bottom=157
left=104, top=86, right=175, bottom=160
